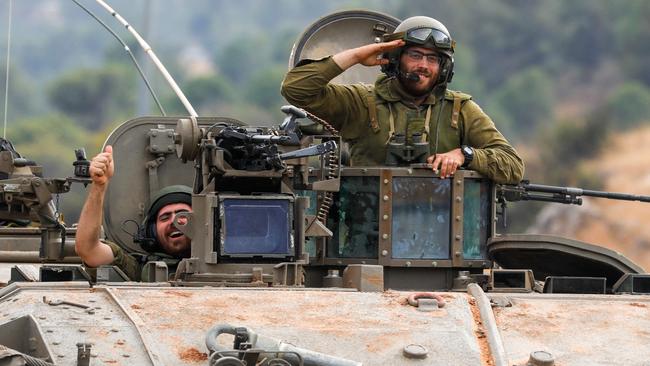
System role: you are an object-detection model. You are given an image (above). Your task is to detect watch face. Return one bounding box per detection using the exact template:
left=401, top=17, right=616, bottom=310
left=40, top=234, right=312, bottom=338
left=463, top=146, right=473, bottom=156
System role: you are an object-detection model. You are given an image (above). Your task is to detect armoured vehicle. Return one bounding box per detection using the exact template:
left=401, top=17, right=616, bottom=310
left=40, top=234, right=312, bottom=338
left=1, top=8, right=650, bottom=366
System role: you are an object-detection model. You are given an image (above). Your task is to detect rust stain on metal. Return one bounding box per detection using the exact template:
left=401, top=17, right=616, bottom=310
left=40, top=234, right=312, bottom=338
left=179, top=347, right=208, bottom=362
left=638, top=330, right=650, bottom=337
left=164, top=290, right=194, bottom=298
left=467, top=297, right=495, bottom=366
left=494, top=297, right=650, bottom=363
left=364, top=330, right=409, bottom=353
left=366, top=275, right=384, bottom=287
left=381, top=290, right=408, bottom=306
left=137, top=290, right=458, bottom=332
left=128, top=290, right=423, bottom=334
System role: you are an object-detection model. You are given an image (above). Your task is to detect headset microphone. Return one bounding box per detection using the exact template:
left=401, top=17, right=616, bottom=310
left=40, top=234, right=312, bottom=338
left=401, top=72, right=421, bottom=82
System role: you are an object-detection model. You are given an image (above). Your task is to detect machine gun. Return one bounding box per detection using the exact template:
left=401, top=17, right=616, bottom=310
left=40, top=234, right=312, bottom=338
left=212, top=124, right=336, bottom=171
left=176, top=105, right=337, bottom=193
left=0, top=139, right=92, bottom=262
left=496, top=180, right=650, bottom=227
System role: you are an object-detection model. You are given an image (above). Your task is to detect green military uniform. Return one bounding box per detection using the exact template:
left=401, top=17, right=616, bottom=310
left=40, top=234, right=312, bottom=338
left=281, top=57, right=524, bottom=184
left=102, top=240, right=180, bottom=281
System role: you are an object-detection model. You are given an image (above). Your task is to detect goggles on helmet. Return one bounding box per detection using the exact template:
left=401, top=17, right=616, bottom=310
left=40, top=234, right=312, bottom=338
left=385, top=27, right=455, bottom=51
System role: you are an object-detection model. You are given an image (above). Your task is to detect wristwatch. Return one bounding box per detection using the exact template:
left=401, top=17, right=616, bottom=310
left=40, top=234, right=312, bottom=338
left=460, top=145, right=474, bottom=167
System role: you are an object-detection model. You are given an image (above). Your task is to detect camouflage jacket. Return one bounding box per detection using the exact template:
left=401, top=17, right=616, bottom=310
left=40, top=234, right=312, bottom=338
left=281, top=57, right=524, bottom=184
left=103, top=240, right=180, bottom=281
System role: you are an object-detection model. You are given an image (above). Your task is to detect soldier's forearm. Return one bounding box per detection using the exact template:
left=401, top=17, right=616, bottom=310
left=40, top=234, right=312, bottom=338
left=75, top=183, right=115, bottom=266
left=471, top=146, right=525, bottom=184
left=332, top=48, right=361, bottom=70
left=281, top=57, right=344, bottom=108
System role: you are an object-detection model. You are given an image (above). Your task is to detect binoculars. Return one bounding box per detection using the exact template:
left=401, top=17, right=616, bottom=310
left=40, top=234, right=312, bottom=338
left=385, top=133, right=430, bottom=166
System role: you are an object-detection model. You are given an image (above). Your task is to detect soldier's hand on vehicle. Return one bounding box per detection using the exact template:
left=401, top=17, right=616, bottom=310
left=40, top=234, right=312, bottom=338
left=89, top=145, right=114, bottom=186
left=333, top=40, right=405, bottom=70
left=427, top=148, right=464, bottom=179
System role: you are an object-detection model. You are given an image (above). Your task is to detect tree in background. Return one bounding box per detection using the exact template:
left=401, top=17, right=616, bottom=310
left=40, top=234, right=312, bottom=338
left=0, top=63, right=38, bottom=119
left=245, top=66, right=287, bottom=111
left=492, top=68, right=555, bottom=138
left=216, top=36, right=268, bottom=86
left=611, top=1, right=650, bottom=86
left=605, top=82, right=650, bottom=130
left=47, top=66, right=135, bottom=130
left=164, top=74, right=235, bottom=116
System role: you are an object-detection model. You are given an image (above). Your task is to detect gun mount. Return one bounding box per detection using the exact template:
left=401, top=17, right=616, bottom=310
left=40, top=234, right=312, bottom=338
left=167, top=107, right=340, bottom=286
left=0, top=140, right=91, bottom=263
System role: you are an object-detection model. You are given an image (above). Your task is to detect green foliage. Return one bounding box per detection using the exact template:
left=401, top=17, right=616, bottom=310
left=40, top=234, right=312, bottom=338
left=492, top=68, right=554, bottom=138
left=216, top=36, right=267, bottom=86
left=270, top=28, right=300, bottom=65
left=450, top=46, right=484, bottom=97
left=605, top=82, right=650, bottom=129
left=610, top=1, right=650, bottom=86
left=452, top=1, right=555, bottom=89
left=556, top=2, right=614, bottom=69
left=184, top=75, right=234, bottom=110
left=244, top=66, right=286, bottom=110
left=0, top=63, right=38, bottom=118
left=6, top=114, right=90, bottom=176
left=536, top=113, right=610, bottom=185
left=46, top=66, right=136, bottom=130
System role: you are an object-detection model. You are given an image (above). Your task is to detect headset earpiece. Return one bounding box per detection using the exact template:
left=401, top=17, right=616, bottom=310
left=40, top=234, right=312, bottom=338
left=132, top=214, right=160, bottom=252
left=438, top=56, right=454, bottom=84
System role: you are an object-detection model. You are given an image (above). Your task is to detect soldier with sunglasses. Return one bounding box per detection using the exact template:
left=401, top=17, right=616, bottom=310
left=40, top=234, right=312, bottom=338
left=282, top=16, right=524, bottom=184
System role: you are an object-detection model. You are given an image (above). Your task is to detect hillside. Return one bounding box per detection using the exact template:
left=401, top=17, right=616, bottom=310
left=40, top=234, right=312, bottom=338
left=527, top=125, right=650, bottom=271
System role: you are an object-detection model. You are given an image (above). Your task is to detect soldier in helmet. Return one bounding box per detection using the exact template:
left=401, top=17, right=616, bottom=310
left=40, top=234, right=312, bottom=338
left=281, top=16, right=524, bottom=184
left=75, top=145, right=192, bottom=280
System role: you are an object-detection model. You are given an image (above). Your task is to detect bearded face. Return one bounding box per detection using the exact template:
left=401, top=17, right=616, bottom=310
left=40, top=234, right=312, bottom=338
left=397, top=46, right=441, bottom=97
left=155, top=202, right=192, bottom=257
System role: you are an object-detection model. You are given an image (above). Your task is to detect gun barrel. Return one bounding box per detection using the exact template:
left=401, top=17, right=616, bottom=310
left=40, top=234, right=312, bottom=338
left=523, top=183, right=650, bottom=203
left=250, top=134, right=293, bottom=144
left=523, top=183, right=583, bottom=195
left=581, top=189, right=650, bottom=202
left=278, top=141, right=337, bottom=160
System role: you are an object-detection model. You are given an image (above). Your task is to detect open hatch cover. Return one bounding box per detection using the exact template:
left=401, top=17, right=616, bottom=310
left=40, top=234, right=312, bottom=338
left=289, top=10, right=400, bottom=85
left=488, top=234, right=645, bottom=288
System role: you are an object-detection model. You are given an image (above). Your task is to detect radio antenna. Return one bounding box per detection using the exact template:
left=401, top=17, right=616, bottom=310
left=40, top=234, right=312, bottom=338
left=71, top=0, right=166, bottom=116
left=3, top=0, right=13, bottom=138
left=92, top=0, right=198, bottom=117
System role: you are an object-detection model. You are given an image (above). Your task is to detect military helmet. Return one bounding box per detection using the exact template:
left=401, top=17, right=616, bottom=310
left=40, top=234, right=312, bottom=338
left=135, top=185, right=192, bottom=252
left=381, top=16, right=456, bottom=85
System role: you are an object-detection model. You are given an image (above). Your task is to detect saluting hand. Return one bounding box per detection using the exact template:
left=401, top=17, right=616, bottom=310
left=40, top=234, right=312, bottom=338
left=89, top=145, right=114, bottom=186
left=333, top=39, right=405, bottom=70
